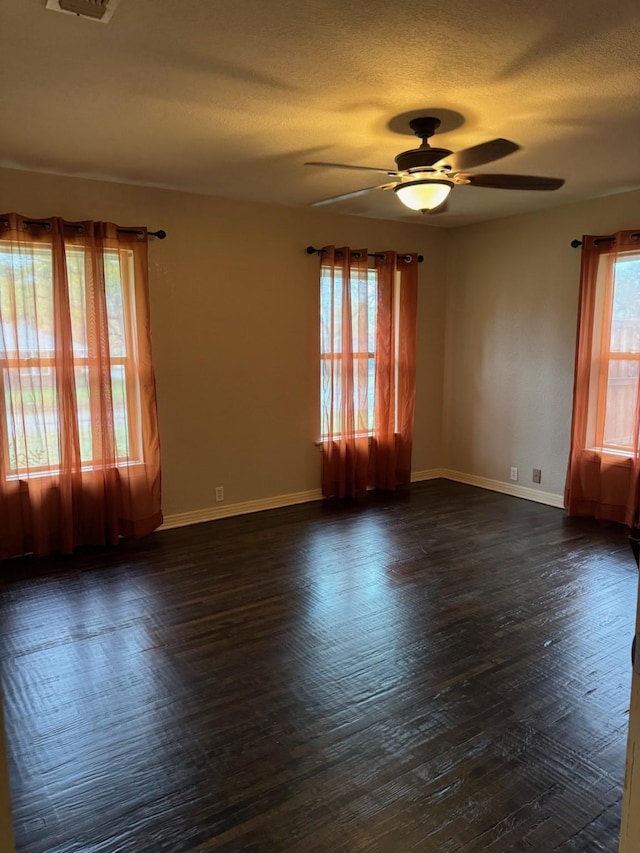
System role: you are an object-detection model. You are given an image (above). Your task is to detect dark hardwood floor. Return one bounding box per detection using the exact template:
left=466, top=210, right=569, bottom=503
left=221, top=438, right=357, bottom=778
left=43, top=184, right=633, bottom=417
left=0, top=480, right=637, bottom=852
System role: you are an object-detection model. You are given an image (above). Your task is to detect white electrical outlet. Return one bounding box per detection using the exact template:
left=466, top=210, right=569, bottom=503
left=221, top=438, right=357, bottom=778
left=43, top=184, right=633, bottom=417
left=215, top=486, right=224, bottom=502
left=510, top=467, right=518, bottom=481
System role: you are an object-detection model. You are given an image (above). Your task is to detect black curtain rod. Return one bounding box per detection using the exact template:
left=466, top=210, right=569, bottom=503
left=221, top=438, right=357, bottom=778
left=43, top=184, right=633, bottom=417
left=306, top=245, right=424, bottom=263
left=0, top=218, right=166, bottom=239
left=571, top=232, right=640, bottom=248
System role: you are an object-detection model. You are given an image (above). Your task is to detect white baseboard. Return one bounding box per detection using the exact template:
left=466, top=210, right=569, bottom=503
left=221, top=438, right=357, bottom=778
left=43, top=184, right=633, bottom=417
left=411, top=468, right=447, bottom=482
left=160, top=468, right=563, bottom=532
left=159, top=488, right=323, bottom=531
left=441, top=469, right=565, bottom=509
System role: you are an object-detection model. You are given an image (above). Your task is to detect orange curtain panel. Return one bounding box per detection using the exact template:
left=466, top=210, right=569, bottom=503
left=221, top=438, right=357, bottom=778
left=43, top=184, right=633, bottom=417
left=319, top=246, right=418, bottom=498
left=0, top=214, right=162, bottom=558
left=565, top=230, right=640, bottom=526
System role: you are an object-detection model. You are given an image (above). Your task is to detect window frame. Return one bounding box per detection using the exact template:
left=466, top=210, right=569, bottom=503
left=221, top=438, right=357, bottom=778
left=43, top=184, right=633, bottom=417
left=319, top=265, right=403, bottom=442
left=588, top=249, right=640, bottom=456
left=112, top=245, right=143, bottom=466
left=0, top=240, right=143, bottom=479
left=320, top=265, right=377, bottom=441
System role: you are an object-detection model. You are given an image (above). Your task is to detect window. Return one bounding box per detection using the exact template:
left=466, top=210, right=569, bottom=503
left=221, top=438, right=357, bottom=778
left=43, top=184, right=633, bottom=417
left=587, top=251, right=640, bottom=455
left=0, top=241, right=142, bottom=477
left=317, top=245, right=418, bottom=498
left=565, top=230, right=640, bottom=526
left=320, top=265, right=378, bottom=439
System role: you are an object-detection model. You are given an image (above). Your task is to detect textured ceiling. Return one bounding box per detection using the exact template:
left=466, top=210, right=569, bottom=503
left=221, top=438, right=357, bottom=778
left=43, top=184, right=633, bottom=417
left=2, top=0, right=640, bottom=227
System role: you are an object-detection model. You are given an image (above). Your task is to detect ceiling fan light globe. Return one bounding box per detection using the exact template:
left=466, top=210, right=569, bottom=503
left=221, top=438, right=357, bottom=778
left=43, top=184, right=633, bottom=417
left=394, top=180, right=453, bottom=212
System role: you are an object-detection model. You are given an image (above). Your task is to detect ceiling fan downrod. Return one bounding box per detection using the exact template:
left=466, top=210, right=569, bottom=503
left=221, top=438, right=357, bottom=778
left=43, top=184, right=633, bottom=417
left=409, top=116, right=441, bottom=147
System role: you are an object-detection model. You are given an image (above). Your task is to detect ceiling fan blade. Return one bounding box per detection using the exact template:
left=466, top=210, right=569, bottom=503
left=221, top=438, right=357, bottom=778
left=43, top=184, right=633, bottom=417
left=309, top=184, right=390, bottom=207
left=463, top=173, right=565, bottom=191
left=305, top=161, right=402, bottom=177
left=432, top=139, right=520, bottom=171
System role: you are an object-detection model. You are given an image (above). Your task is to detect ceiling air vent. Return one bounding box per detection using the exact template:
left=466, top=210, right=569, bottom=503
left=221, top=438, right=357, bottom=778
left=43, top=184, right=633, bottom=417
left=45, top=0, right=122, bottom=23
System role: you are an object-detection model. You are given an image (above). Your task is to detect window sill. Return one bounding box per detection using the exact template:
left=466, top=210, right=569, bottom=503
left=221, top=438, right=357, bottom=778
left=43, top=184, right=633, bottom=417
left=6, top=459, right=144, bottom=482
left=315, top=434, right=374, bottom=447
left=586, top=447, right=638, bottom=459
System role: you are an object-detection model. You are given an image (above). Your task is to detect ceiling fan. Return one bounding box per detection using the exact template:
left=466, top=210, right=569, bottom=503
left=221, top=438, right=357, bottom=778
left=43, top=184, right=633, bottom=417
left=305, top=117, right=564, bottom=214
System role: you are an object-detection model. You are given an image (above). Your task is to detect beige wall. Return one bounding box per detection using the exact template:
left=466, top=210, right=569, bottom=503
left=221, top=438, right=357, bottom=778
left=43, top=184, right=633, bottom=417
left=0, top=167, right=447, bottom=517
left=3, top=164, right=640, bottom=512
left=444, top=189, right=640, bottom=497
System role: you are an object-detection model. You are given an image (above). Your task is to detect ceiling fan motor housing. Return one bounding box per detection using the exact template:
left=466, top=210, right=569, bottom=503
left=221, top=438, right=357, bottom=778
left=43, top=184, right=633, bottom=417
left=395, top=147, right=453, bottom=171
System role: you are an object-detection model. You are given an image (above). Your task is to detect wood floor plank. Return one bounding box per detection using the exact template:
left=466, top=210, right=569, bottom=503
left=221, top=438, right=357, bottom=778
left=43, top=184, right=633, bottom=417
left=0, top=480, right=636, bottom=852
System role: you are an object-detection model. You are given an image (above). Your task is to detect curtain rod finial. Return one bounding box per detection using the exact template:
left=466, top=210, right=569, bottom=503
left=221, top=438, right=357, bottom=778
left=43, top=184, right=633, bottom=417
left=571, top=239, right=582, bottom=248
